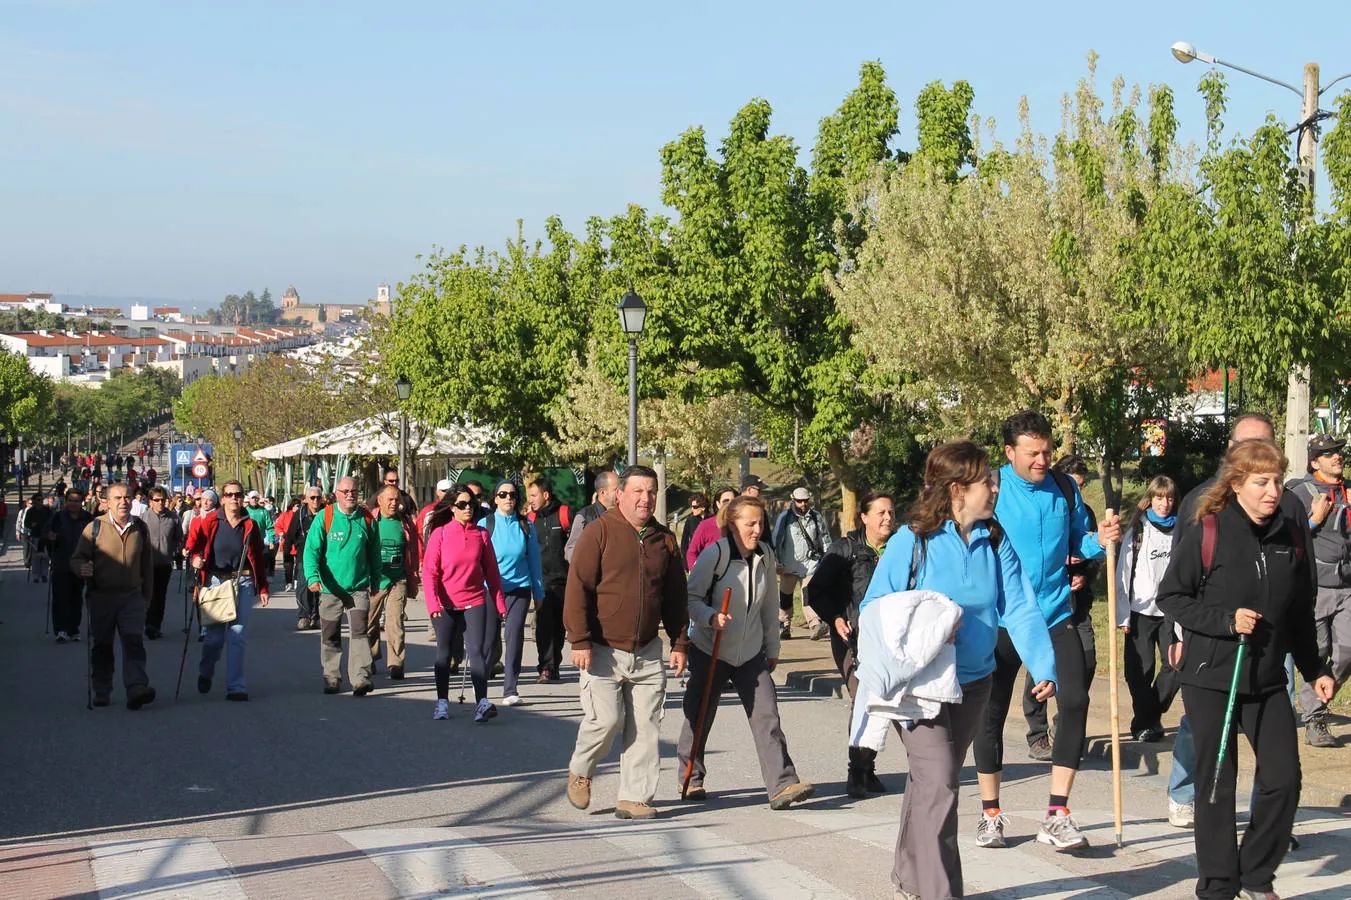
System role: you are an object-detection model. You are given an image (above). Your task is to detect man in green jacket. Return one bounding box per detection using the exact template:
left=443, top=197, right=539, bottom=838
left=244, top=491, right=277, bottom=585
left=304, top=476, right=382, bottom=696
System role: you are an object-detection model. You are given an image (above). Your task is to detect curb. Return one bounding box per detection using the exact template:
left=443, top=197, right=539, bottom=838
left=782, top=668, right=846, bottom=699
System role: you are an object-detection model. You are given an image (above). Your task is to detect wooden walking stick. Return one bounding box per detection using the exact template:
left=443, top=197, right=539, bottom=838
left=1104, top=508, right=1124, bottom=848
left=681, top=587, right=732, bottom=799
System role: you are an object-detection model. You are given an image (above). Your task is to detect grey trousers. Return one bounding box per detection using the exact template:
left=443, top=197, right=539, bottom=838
left=894, top=676, right=993, bottom=900
left=88, top=588, right=150, bottom=699
left=1300, top=585, right=1351, bottom=723
left=676, top=646, right=799, bottom=799
left=319, top=590, right=373, bottom=688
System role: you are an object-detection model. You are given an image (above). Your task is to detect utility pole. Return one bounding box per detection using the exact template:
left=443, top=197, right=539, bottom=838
left=1283, top=62, right=1319, bottom=479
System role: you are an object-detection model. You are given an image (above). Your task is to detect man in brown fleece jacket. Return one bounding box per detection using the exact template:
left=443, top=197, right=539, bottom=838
left=70, top=482, right=156, bottom=710
left=564, top=465, right=688, bottom=820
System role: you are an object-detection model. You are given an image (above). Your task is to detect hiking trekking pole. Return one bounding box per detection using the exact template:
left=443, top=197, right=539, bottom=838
left=85, top=588, right=93, bottom=710
left=681, top=587, right=732, bottom=799
left=175, top=580, right=202, bottom=700
left=45, top=564, right=53, bottom=635
left=1208, top=634, right=1248, bottom=805
left=1103, top=510, right=1124, bottom=848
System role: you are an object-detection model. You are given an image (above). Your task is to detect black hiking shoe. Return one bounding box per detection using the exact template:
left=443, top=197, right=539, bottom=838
left=197, top=676, right=211, bottom=694
left=126, top=686, right=156, bottom=710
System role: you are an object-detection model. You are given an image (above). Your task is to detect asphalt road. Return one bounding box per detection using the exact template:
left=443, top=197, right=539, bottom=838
left=1, top=538, right=1346, bottom=899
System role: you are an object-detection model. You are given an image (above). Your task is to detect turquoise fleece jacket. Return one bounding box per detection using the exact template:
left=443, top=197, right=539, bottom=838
left=481, top=511, right=544, bottom=598
left=995, top=463, right=1104, bottom=628
left=862, top=521, right=1057, bottom=686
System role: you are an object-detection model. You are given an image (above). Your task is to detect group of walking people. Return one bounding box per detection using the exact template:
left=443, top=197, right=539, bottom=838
left=20, top=405, right=1350, bottom=900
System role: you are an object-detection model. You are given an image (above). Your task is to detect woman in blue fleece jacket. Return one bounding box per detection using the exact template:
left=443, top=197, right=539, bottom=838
left=860, top=441, right=1056, bottom=900
left=481, top=480, right=544, bottom=708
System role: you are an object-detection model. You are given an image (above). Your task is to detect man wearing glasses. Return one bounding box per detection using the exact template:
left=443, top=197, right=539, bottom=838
left=142, top=486, right=184, bottom=640
left=1292, top=433, right=1351, bottom=748
left=772, top=487, right=833, bottom=641
left=286, top=487, right=325, bottom=629
left=369, top=468, right=416, bottom=518
left=304, top=476, right=383, bottom=695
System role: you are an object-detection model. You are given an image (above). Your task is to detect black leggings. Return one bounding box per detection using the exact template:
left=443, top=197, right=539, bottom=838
left=975, top=621, right=1089, bottom=773
left=432, top=603, right=498, bottom=703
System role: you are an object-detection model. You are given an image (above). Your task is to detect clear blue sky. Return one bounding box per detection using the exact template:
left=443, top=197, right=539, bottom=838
left=2, top=0, right=1346, bottom=308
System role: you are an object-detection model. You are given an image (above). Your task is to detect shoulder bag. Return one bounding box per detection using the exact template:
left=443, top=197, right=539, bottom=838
left=197, top=520, right=251, bottom=626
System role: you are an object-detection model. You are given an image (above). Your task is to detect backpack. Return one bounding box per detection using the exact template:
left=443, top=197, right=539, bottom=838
left=88, top=515, right=149, bottom=588
left=1197, top=512, right=1303, bottom=587
left=322, top=504, right=374, bottom=540
left=527, top=504, right=571, bottom=532
left=485, top=512, right=531, bottom=544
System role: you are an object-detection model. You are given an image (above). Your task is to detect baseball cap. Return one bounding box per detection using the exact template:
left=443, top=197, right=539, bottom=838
left=436, top=478, right=453, bottom=492
left=246, top=490, right=260, bottom=500
left=740, top=474, right=767, bottom=491
left=791, top=487, right=811, bottom=501
left=1308, top=434, right=1345, bottom=456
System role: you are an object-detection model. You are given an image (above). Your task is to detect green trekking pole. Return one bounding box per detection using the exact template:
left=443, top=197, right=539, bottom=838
left=1208, top=634, right=1248, bottom=806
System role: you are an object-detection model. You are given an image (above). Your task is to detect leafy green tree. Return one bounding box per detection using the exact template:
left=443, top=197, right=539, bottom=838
left=0, top=349, right=54, bottom=438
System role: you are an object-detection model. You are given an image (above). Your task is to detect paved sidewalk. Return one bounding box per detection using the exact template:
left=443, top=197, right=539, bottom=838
left=770, top=626, right=1351, bottom=809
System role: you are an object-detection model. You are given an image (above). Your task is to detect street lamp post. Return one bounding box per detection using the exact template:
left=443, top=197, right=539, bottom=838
left=16, top=434, right=24, bottom=491
left=1172, top=41, right=1351, bottom=478
left=394, top=376, right=412, bottom=490
left=616, top=289, right=647, bottom=467
left=232, top=423, right=244, bottom=483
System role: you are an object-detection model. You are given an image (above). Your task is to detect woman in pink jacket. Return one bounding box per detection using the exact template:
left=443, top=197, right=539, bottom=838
left=421, top=484, right=506, bottom=723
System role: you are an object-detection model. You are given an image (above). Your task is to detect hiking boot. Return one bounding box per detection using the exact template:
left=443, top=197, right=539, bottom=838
left=769, top=782, right=815, bottom=810
left=1305, top=720, right=1338, bottom=748
left=389, top=665, right=404, bottom=680
left=323, top=678, right=341, bottom=694
left=614, top=800, right=658, bottom=820
left=1168, top=799, right=1194, bottom=828
left=126, top=686, right=156, bottom=711
left=296, top=618, right=308, bottom=631
left=1036, top=809, right=1089, bottom=850
left=352, top=682, right=373, bottom=697
left=1027, top=736, right=1053, bottom=761
left=197, top=676, right=212, bottom=694
left=566, top=772, right=592, bottom=809
left=975, top=812, right=1007, bottom=848
left=846, top=747, right=868, bottom=799
left=226, top=692, right=248, bottom=702
left=1237, top=890, right=1280, bottom=900
left=433, top=699, right=450, bottom=720
left=859, top=746, right=886, bottom=793
left=683, top=784, right=707, bottom=801
left=808, top=621, right=829, bottom=640
left=92, top=694, right=111, bottom=708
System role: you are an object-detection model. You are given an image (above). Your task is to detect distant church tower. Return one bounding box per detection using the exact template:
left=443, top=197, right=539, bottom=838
left=376, top=283, right=391, bottom=314
left=283, top=286, right=300, bottom=310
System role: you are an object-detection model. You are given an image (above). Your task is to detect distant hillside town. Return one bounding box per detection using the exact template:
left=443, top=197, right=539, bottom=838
left=0, top=284, right=393, bottom=387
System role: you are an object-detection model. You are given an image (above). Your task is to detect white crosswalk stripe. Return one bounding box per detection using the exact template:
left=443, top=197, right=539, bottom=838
left=340, top=827, right=552, bottom=899
left=90, top=836, right=249, bottom=899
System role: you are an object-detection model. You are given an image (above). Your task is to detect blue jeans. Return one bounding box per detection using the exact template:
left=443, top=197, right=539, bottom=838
left=199, top=575, right=254, bottom=693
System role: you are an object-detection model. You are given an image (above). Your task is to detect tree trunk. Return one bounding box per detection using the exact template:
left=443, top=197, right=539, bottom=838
left=826, top=440, right=859, bottom=534
left=654, top=454, right=669, bottom=527
left=1097, top=451, right=1120, bottom=513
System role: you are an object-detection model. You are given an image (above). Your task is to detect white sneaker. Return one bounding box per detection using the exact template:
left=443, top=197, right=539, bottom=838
left=975, top=811, right=1007, bottom=848
left=55, top=631, right=70, bottom=643
left=1168, top=799, right=1195, bottom=829
left=1037, top=809, right=1089, bottom=850
left=433, top=699, right=450, bottom=720
left=284, top=582, right=294, bottom=593
left=502, top=693, right=522, bottom=707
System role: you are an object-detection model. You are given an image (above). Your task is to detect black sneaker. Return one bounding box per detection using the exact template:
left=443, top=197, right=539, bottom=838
left=226, top=692, right=248, bottom=702
left=323, top=678, right=341, bottom=694
left=145, top=627, right=162, bottom=640
left=126, top=686, right=156, bottom=710
left=389, top=666, right=404, bottom=680
left=197, top=676, right=212, bottom=694
left=353, top=682, right=373, bottom=697
left=92, top=695, right=111, bottom=708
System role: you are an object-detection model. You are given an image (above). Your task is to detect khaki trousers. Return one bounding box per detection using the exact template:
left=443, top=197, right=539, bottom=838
left=368, top=581, right=408, bottom=668
left=319, top=590, right=373, bottom=688
left=569, top=638, right=667, bottom=805
left=777, top=572, right=822, bottom=627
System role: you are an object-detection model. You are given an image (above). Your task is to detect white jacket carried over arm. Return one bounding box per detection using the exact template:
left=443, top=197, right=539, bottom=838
left=854, top=589, right=963, bottom=729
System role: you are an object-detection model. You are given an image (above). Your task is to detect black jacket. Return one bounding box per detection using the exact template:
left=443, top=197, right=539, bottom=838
left=529, top=499, right=571, bottom=588
left=1156, top=500, right=1326, bottom=696
left=48, top=507, right=94, bottom=564
left=284, top=504, right=318, bottom=556
left=806, top=531, right=882, bottom=634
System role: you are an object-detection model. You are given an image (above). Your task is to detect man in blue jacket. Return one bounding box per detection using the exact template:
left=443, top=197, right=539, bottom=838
left=973, top=411, right=1120, bottom=852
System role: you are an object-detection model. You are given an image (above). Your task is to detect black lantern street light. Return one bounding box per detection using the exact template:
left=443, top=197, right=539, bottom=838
left=232, top=423, right=244, bottom=482
left=394, top=376, right=412, bottom=489
left=616, top=289, right=647, bottom=467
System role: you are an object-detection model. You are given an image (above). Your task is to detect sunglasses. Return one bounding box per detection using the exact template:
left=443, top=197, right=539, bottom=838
left=452, top=500, right=474, bottom=510
left=306, top=495, right=321, bottom=501
left=497, top=491, right=517, bottom=499
left=222, top=491, right=244, bottom=498
left=336, top=488, right=356, bottom=495
left=384, top=479, right=398, bottom=485
left=150, top=498, right=165, bottom=503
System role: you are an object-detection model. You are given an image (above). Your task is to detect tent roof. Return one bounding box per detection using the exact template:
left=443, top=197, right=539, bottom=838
left=251, top=414, right=495, bottom=460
